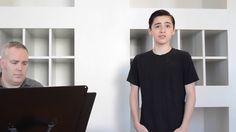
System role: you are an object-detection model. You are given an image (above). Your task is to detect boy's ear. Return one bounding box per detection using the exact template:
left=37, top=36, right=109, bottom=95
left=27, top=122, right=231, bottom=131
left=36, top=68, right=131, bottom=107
left=148, top=28, right=152, bottom=35
left=172, top=28, right=176, bottom=35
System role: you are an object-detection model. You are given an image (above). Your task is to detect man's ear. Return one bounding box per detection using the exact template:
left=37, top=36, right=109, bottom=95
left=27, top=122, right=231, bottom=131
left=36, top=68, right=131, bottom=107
left=0, top=58, right=2, bottom=66
left=0, top=59, right=2, bottom=70
left=0, top=58, right=5, bottom=69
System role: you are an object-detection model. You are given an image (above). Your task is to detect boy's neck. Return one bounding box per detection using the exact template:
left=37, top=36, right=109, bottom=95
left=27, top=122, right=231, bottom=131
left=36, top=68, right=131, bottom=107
left=153, top=43, right=172, bottom=55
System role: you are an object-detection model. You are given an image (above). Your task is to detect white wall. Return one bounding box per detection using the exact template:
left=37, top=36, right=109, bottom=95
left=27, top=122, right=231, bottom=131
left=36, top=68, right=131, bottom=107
left=75, top=1, right=131, bottom=131
left=228, top=0, right=236, bottom=132
left=0, top=0, right=236, bottom=131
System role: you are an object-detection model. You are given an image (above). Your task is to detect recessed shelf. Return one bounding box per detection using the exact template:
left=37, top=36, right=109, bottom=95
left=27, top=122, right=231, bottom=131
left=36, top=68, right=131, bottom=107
left=25, top=29, right=49, bottom=56
left=51, top=59, right=74, bottom=86
left=0, top=29, right=22, bottom=45
left=205, top=30, right=227, bottom=57
left=51, top=29, right=74, bottom=56
left=129, top=0, right=227, bottom=9
left=193, top=59, right=203, bottom=85
left=180, top=30, right=203, bottom=56
left=130, top=29, right=152, bottom=57
left=206, top=59, right=228, bottom=85
left=171, top=31, right=178, bottom=49
left=190, top=107, right=229, bottom=132
left=27, top=59, right=49, bottom=86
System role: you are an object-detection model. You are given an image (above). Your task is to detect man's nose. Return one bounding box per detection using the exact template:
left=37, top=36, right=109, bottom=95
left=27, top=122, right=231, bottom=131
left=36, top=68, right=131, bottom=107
left=16, top=64, right=23, bottom=70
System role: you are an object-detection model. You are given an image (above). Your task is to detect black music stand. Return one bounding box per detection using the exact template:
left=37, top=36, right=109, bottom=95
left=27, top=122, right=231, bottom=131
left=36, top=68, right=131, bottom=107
left=0, top=85, right=96, bottom=132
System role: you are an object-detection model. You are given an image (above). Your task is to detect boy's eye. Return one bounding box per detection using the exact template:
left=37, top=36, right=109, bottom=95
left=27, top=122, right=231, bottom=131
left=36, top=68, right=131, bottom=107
left=166, top=25, right=171, bottom=28
left=155, top=25, right=160, bottom=28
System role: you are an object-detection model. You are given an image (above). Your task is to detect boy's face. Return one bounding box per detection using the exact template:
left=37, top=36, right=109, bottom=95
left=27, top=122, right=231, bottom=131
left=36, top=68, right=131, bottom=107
left=0, top=47, right=29, bottom=86
left=149, top=16, right=175, bottom=46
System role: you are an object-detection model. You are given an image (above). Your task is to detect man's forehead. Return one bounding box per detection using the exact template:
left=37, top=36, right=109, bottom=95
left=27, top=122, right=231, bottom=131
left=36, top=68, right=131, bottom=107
left=8, top=47, right=28, bottom=52
left=7, top=47, right=28, bottom=55
left=6, top=49, right=28, bottom=60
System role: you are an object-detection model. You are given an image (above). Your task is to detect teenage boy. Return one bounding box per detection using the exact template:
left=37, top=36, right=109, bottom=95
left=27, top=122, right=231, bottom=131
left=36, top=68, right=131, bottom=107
left=127, top=9, right=199, bottom=132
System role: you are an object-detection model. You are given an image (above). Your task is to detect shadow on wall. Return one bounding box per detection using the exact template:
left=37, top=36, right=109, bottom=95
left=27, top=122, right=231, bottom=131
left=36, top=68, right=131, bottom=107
left=114, top=64, right=131, bottom=132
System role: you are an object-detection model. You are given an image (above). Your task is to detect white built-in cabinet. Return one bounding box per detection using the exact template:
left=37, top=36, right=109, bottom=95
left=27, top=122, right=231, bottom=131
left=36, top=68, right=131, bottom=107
left=0, top=28, right=75, bottom=86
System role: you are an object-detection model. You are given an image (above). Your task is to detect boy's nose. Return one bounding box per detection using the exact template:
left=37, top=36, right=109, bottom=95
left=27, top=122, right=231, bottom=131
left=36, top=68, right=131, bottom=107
left=160, top=26, right=166, bottom=32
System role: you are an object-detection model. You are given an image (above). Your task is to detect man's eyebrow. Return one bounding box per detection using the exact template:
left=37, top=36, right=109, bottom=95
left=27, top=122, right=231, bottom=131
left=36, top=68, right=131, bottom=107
left=22, top=61, right=28, bottom=63
left=10, top=60, right=19, bottom=63
left=10, top=59, right=19, bottom=62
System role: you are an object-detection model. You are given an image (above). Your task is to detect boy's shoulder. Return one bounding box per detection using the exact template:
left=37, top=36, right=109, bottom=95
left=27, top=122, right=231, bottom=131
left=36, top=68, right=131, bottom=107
left=131, top=50, right=153, bottom=65
left=172, top=48, right=191, bottom=57
left=134, top=50, right=153, bottom=59
left=134, top=48, right=191, bottom=60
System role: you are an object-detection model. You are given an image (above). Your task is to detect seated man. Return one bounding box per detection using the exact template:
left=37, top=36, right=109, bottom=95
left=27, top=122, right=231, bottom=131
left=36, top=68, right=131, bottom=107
left=0, top=41, right=43, bottom=88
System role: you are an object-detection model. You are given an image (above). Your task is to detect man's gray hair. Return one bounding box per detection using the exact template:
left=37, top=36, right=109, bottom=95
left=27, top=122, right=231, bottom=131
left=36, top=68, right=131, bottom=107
left=1, top=41, right=28, bottom=58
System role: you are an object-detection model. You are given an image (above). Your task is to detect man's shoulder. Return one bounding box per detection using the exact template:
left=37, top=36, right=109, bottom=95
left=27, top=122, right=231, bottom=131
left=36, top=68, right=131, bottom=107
left=22, top=78, right=43, bottom=88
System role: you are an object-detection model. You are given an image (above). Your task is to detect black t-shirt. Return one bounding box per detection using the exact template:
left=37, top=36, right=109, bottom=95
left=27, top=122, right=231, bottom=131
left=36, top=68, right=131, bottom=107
left=127, top=48, right=199, bottom=132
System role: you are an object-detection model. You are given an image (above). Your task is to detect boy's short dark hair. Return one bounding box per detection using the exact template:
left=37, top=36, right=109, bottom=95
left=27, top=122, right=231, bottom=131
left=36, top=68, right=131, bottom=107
left=148, top=9, right=175, bottom=29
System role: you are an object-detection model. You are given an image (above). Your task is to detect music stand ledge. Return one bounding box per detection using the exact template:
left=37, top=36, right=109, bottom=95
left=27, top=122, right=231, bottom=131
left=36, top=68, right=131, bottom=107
left=0, top=85, right=96, bottom=132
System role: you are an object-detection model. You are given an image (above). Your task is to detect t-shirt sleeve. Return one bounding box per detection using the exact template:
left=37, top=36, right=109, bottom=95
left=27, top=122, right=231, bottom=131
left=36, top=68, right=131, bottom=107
left=127, top=56, right=140, bottom=87
left=183, top=53, right=199, bottom=85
